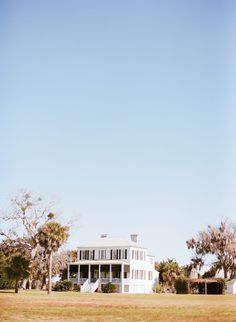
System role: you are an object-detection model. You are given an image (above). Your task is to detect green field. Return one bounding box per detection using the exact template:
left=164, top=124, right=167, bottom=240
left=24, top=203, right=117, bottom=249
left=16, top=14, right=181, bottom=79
left=0, top=290, right=236, bottom=322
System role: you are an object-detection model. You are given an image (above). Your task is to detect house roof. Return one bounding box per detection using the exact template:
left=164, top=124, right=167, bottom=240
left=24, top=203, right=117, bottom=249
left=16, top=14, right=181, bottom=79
left=80, top=236, right=146, bottom=249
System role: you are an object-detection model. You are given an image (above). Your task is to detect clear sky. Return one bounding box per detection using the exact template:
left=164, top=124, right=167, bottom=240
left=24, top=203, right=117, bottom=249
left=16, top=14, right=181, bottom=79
left=1, top=0, right=236, bottom=265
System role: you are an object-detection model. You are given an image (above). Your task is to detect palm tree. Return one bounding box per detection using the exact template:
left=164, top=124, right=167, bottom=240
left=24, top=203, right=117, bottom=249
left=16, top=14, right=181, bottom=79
left=156, top=258, right=181, bottom=292
left=38, top=215, right=69, bottom=294
left=4, top=255, right=30, bottom=293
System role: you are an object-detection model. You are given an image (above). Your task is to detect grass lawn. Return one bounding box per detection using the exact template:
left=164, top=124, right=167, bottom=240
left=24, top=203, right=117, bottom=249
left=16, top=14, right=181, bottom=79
left=0, top=290, right=236, bottom=322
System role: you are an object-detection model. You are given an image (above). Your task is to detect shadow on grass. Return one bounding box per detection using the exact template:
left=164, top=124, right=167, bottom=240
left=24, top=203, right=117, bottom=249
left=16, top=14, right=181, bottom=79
left=0, top=290, right=15, bottom=294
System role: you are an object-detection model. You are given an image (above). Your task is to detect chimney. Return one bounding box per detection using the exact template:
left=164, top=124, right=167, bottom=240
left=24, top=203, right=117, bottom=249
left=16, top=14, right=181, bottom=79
left=130, top=234, right=138, bottom=243
left=100, top=234, right=108, bottom=238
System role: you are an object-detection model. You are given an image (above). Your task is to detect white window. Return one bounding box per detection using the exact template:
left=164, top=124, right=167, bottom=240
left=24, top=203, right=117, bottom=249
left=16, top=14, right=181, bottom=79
left=140, top=270, right=144, bottom=280
left=122, top=249, right=128, bottom=259
left=99, top=250, right=106, bottom=259
left=124, top=285, right=129, bottom=292
left=148, top=256, right=153, bottom=264
left=110, top=249, right=121, bottom=259
left=148, top=271, right=153, bottom=280
left=90, top=250, right=95, bottom=260
left=80, top=250, right=89, bottom=260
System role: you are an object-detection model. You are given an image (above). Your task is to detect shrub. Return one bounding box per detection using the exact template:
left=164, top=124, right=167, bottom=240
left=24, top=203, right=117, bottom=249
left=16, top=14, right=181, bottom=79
left=0, top=252, right=14, bottom=289
left=0, top=273, right=15, bottom=289
left=73, top=284, right=81, bottom=292
left=153, top=283, right=162, bottom=293
left=174, top=276, right=189, bottom=294
left=102, top=282, right=116, bottom=293
left=53, top=280, right=73, bottom=291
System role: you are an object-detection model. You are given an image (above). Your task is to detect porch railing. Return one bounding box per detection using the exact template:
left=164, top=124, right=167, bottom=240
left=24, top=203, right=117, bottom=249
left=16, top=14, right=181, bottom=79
left=69, top=277, right=78, bottom=284
left=100, top=278, right=109, bottom=283
left=79, top=278, right=88, bottom=284
left=78, top=277, right=122, bottom=284
left=100, top=278, right=121, bottom=283
left=112, top=278, right=121, bottom=283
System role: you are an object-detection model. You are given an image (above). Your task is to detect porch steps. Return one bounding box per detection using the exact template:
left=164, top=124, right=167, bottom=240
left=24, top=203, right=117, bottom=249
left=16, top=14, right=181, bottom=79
left=81, top=279, right=99, bottom=293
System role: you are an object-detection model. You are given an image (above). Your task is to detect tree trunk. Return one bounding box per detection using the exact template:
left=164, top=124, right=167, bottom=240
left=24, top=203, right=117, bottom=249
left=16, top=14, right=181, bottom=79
left=41, top=275, right=46, bottom=290
left=15, top=280, right=19, bottom=294
left=28, top=277, right=32, bottom=290
left=48, top=252, right=52, bottom=294
left=34, top=279, right=40, bottom=289
left=223, top=268, right=228, bottom=279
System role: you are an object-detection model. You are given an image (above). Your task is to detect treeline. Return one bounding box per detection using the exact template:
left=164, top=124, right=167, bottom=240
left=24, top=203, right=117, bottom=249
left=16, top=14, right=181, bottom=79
left=155, top=219, right=236, bottom=293
left=0, top=191, right=76, bottom=293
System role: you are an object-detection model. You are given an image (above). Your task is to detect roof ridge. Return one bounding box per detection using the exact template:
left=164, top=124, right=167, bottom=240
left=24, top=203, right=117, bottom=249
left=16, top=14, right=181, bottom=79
left=79, top=235, right=145, bottom=248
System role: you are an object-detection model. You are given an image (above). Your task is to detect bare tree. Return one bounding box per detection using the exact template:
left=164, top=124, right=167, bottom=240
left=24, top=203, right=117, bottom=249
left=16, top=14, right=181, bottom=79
left=187, top=220, right=236, bottom=279
left=0, top=190, right=54, bottom=288
left=1, top=190, right=53, bottom=242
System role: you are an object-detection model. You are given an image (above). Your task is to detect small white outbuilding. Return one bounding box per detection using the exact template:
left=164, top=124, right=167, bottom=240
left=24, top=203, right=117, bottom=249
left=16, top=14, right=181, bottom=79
left=225, top=279, right=236, bottom=294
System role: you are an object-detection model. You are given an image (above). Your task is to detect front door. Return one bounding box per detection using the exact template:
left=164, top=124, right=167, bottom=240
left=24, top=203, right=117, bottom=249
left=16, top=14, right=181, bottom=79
left=91, top=265, right=99, bottom=281
left=94, top=269, right=99, bottom=279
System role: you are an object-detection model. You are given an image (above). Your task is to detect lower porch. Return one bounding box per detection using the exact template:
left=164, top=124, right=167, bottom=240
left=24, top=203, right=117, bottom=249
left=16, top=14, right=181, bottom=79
left=68, top=263, right=130, bottom=291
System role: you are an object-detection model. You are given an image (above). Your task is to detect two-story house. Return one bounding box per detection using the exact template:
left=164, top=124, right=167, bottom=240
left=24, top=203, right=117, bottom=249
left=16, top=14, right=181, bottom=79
left=68, top=234, right=155, bottom=293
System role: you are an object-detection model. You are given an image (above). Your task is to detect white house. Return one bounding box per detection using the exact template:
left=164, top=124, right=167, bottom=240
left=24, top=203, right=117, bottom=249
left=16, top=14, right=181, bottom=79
left=67, top=234, right=155, bottom=294
left=225, top=279, right=236, bottom=294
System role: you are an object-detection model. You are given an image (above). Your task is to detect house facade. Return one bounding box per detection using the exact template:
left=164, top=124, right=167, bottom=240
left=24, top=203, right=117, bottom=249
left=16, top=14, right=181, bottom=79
left=67, top=234, right=155, bottom=293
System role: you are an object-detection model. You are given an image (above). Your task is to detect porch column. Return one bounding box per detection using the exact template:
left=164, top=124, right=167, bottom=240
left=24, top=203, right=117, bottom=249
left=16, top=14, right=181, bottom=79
left=78, top=264, right=80, bottom=284
left=121, top=263, right=124, bottom=293
left=88, top=264, right=91, bottom=282
left=109, top=264, right=112, bottom=282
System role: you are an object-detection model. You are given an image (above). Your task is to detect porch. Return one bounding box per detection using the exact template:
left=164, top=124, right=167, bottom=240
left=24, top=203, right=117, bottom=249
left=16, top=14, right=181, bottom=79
left=68, top=263, right=130, bottom=285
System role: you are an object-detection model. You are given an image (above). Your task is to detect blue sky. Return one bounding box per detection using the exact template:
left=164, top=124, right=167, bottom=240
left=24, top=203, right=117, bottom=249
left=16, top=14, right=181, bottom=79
left=1, top=0, right=236, bottom=265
